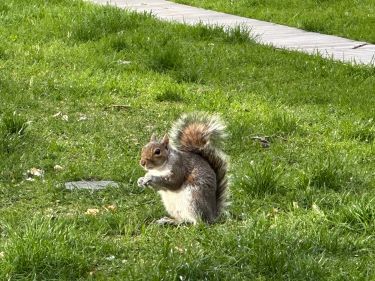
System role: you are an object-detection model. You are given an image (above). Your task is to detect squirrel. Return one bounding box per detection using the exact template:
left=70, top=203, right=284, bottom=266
left=137, top=112, right=229, bottom=225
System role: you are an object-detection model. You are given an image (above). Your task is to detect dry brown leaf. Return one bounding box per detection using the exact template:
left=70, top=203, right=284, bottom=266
left=85, top=208, right=100, bottom=216
left=54, top=165, right=64, bottom=171
left=174, top=246, right=185, bottom=253
left=104, top=204, right=117, bottom=212
left=27, top=167, right=44, bottom=178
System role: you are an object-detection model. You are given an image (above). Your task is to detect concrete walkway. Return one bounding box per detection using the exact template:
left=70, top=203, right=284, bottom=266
left=89, top=0, right=375, bottom=65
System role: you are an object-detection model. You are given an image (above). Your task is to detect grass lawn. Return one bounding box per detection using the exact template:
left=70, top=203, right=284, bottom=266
left=174, top=0, right=375, bottom=44
left=1, top=0, right=375, bottom=280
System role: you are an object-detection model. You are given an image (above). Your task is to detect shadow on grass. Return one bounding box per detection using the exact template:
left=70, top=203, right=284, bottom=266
left=70, top=6, right=151, bottom=42
left=148, top=39, right=184, bottom=73
left=309, top=153, right=353, bottom=191
left=155, top=84, right=185, bottom=103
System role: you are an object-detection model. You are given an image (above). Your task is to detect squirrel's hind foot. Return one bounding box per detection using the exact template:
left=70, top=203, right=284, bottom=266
left=155, top=216, right=199, bottom=226
left=155, top=217, right=179, bottom=225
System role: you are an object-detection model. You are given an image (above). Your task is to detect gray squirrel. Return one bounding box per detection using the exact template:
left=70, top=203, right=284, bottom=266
left=137, top=112, right=229, bottom=224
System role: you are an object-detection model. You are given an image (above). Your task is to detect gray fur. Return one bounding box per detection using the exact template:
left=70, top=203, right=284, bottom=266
left=138, top=112, right=229, bottom=224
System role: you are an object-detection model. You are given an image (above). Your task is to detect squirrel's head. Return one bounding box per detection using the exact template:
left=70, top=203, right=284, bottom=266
left=140, top=133, right=169, bottom=171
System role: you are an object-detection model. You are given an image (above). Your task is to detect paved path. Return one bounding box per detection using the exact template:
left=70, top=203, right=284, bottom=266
left=89, top=0, right=375, bottom=65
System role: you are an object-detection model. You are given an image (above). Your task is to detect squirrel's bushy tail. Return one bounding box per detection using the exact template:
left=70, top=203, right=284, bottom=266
left=170, top=112, right=229, bottom=216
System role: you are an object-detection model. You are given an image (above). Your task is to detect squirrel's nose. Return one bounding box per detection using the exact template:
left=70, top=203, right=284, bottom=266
left=140, top=160, right=146, bottom=167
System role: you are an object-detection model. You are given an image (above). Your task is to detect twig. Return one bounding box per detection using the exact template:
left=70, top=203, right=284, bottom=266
left=105, top=104, right=131, bottom=110
left=249, top=134, right=288, bottom=148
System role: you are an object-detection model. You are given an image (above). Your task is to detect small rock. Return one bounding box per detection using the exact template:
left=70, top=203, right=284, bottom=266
left=65, top=181, right=119, bottom=190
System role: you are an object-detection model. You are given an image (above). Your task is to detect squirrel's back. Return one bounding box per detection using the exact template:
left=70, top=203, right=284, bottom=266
left=170, top=112, right=229, bottom=217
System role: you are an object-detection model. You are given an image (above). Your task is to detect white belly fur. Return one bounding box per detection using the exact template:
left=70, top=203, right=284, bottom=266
left=158, top=187, right=196, bottom=223
left=147, top=166, right=172, bottom=177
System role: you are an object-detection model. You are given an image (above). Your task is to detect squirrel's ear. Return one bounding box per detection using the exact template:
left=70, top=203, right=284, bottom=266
left=162, top=134, right=169, bottom=147
left=150, top=133, right=157, bottom=142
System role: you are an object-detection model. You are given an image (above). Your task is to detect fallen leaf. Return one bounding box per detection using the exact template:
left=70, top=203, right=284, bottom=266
left=312, top=203, right=319, bottom=211
left=104, top=204, right=116, bottom=212
left=174, top=246, right=185, bottom=253
left=267, top=207, right=279, bottom=218
left=118, top=60, right=131, bottom=65
left=250, top=136, right=270, bottom=148
left=85, top=208, right=100, bottom=216
left=54, top=165, right=64, bottom=171
left=312, top=203, right=324, bottom=215
left=27, top=167, right=44, bottom=178
left=78, top=114, right=87, bottom=121
left=105, top=255, right=115, bottom=261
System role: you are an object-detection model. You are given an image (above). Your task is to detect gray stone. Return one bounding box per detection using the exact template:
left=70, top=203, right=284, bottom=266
left=65, top=181, right=119, bottom=190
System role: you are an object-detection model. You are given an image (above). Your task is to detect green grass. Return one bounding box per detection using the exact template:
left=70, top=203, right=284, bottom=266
left=0, top=0, right=375, bottom=280
left=174, top=0, right=375, bottom=44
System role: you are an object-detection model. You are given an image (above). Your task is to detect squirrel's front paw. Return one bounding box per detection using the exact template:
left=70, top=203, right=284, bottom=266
left=137, top=176, right=151, bottom=188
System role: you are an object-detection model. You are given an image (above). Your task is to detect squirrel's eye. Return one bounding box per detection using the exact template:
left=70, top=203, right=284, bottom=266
left=154, top=149, right=161, bottom=155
